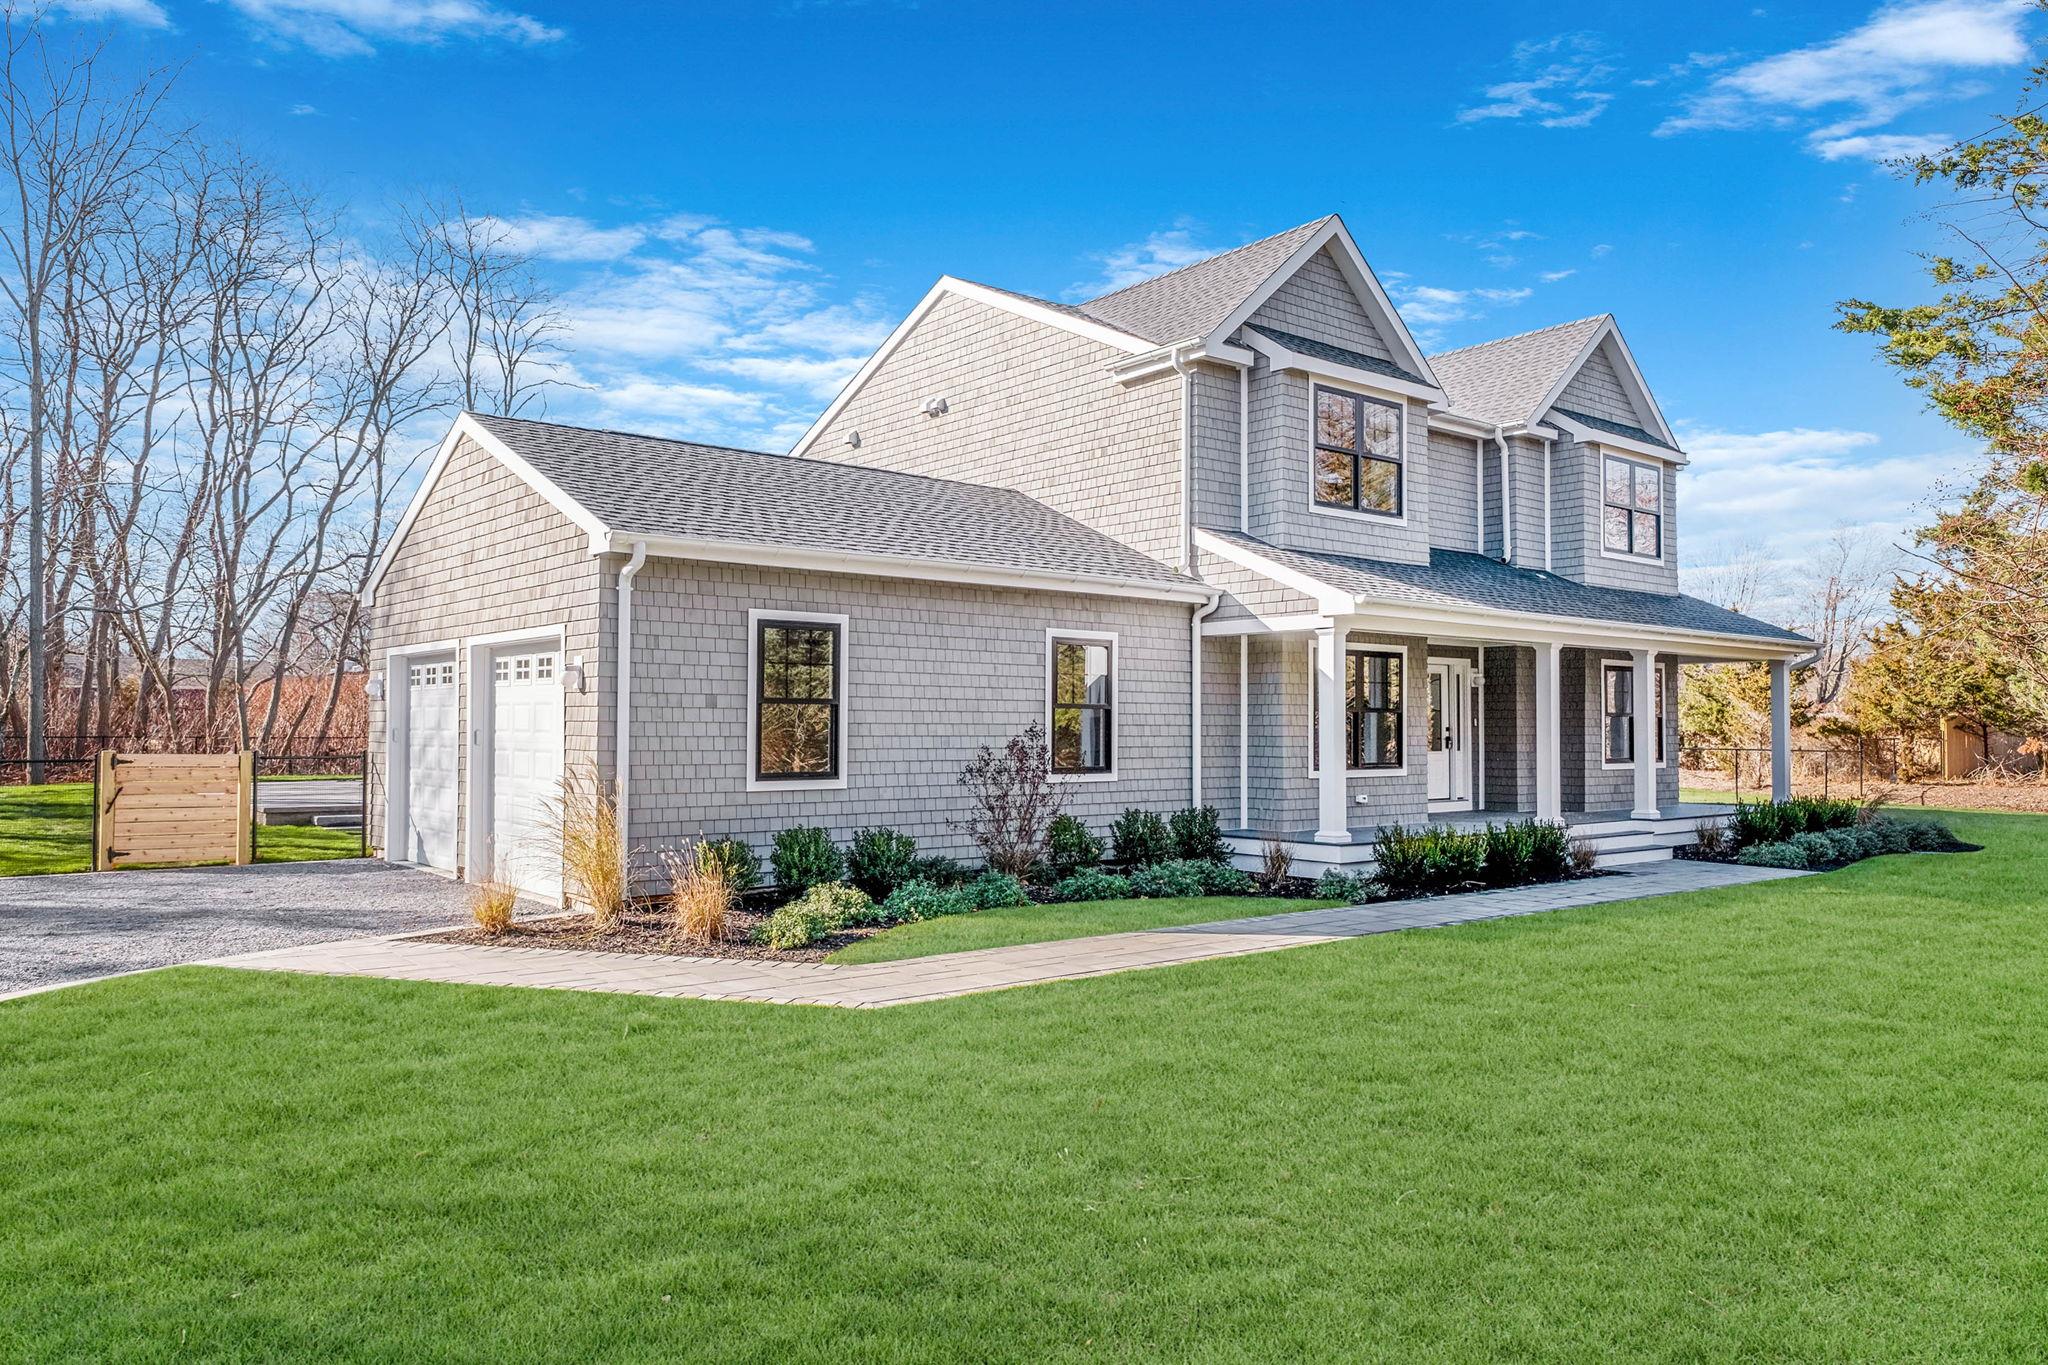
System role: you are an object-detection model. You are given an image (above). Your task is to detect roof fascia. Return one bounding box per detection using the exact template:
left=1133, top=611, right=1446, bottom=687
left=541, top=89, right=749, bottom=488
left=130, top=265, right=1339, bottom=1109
left=1553, top=415, right=1689, bottom=465
left=1243, top=329, right=1445, bottom=404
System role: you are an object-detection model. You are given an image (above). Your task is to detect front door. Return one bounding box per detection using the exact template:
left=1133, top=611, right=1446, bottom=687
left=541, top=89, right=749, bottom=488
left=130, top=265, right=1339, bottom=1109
left=1427, top=658, right=1474, bottom=811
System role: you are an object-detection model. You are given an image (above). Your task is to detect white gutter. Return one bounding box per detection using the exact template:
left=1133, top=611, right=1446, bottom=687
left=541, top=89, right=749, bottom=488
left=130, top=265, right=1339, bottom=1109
left=1494, top=426, right=1514, bottom=565
left=1190, top=593, right=1220, bottom=804
left=614, top=540, right=648, bottom=886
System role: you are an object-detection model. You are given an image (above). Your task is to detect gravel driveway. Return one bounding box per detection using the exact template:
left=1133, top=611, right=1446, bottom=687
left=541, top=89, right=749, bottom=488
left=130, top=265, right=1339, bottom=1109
left=0, top=860, right=477, bottom=997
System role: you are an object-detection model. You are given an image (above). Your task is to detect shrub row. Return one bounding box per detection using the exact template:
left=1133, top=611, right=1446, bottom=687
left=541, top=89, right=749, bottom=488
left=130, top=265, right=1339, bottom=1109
left=1371, top=820, right=1573, bottom=897
left=1736, top=814, right=1954, bottom=870
left=1731, top=797, right=1861, bottom=848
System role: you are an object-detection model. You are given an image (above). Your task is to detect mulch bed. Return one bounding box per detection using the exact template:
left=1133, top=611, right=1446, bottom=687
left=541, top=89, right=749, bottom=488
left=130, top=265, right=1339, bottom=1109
left=414, top=904, right=889, bottom=963
left=1676, top=838, right=1981, bottom=870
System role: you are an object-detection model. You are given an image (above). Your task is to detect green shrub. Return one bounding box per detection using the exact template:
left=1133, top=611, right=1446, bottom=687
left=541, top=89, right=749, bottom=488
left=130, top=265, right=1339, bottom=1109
left=881, top=879, right=977, bottom=922
left=966, top=870, right=1031, bottom=909
left=1867, top=816, right=1914, bottom=854
left=1127, top=859, right=1208, bottom=898
left=905, top=854, right=969, bottom=887
left=1732, top=801, right=1794, bottom=847
left=1736, top=841, right=1808, bottom=869
left=1047, top=869, right=1132, bottom=903
left=1168, top=805, right=1229, bottom=862
left=754, top=904, right=828, bottom=950
left=1200, top=861, right=1256, bottom=895
left=1110, top=809, right=1173, bottom=866
left=846, top=827, right=918, bottom=899
left=1480, top=821, right=1537, bottom=887
left=1314, top=869, right=1375, bottom=902
left=1734, top=797, right=1859, bottom=848
left=1526, top=820, right=1571, bottom=880
left=695, top=836, right=761, bottom=892
left=770, top=825, right=844, bottom=892
left=797, top=881, right=879, bottom=927
left=1904, top=818, right=1955, bottom=850
left=1788, top=831, right=1840, bottom=865
left=1045, top=814, right=1103, bottom=876
left=1373, top=824, right=1487, bottom=896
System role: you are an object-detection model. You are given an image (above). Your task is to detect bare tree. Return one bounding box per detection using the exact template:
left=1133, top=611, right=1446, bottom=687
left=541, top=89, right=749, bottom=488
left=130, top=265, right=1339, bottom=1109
left=1794, top=526, right=1898, bottom=711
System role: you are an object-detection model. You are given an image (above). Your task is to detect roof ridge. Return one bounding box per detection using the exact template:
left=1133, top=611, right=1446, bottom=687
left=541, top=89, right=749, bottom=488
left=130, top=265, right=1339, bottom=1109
left=471, top=411, right=777, bottom=460
left=1427, top=313, right=1610, bottom=360
left=1080, top=215, right=1334, bottom=307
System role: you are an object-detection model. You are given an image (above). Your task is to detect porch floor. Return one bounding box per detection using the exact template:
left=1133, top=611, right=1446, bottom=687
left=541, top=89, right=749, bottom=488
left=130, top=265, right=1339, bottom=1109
left=1227, top=802, right=1736, bottom=846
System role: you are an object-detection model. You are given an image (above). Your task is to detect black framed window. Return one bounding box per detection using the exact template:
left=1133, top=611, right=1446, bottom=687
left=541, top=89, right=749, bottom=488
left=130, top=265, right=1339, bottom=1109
left=1601, top=662, right=1665, bottom=764
left=1312, top=648, right=1404, bottom=770
left=1313, top=384, right=1403, bottom=517
left=755, top=619, right=841, bottom=780
left=1050, top=636, right=1113, bottom=774
left=1602, top=455, right=1662, bottom=557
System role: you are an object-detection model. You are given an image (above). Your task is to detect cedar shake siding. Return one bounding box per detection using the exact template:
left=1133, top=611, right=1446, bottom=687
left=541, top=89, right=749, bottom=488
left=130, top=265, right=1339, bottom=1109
left=1242, top=245, right=1395, bottom=363
left=1550, top=439, right=1680, bottom=595
left=808, top=290, right=1185, bottom=565
left=1243, top=365, right=1434, bottom=563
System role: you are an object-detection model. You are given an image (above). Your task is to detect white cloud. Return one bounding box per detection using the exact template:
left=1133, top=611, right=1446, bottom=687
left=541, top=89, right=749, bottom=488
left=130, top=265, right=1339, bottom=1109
left=482, top=213, right=647, bottom=262
left=1676, top=422, right=1972, bottom=558
left=1457, top=33, right=1616, bottom=128
left=220, top=0, right=564, bottom=57
left=287, top=102, right=320, bottom=116
left=1540, top=268, right=1577, bottom=282
left=50, top=0, right=169, bottom=24
left=1811, top=130, right=1956, bottom=160
left=1394, top=284, right=1533, bottom=327
left=703, top=353, right=865, bottom=399
left=1656, top=0, right=2029, bottom=158
left=1068, top=224, right=1218, bottom=298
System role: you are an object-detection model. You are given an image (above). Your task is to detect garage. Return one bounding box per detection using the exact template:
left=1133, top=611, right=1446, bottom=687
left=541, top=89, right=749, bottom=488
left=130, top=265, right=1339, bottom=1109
left=401, top=656, right=459, bottom=871
left=486, top=644, right=564, bottom=899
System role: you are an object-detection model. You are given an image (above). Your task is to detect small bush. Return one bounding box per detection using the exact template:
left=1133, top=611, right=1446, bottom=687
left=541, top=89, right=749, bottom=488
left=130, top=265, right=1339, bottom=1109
left=1733, top=800, right=1793, bottom=847
left=1046, top=814, right=1104, bottom=876
left=1734, top=797, right=1859, bottom=848
left=754, top=904, right=827, bottom=950
left=1373, top=824, right=1486, bottom=896
left=966, top=870, right=1032, bottom=909
left=696, top=836, right=761, bottom=892
left=1737, top=841, right=1808, bottom=869
left=906, top=854, right=969, bottom=887
left=1867, top=816, right=1914, bottom=854
left=1568, top=836, right=1600, bottom=875
left=1527, top=821, right=1571, bottom=881
left=1127, top=858, right=1208, bottom=898
left=1314, top=869, right=1374, bottom=903
left=1201, top=861, right=1256, bottom=895
left=1789, top=831, right=1839, bottom=864
left=882, top=879, right=977, bottom=922
left=1693, top=819, right=1728, bottom=857
left=753, top=881, right=878, bottom=949
left=468, top=872, right=517, bottom=935
left=1480, top=821, right=1536, bottom=887
left=1110, top=808, right=1173, bottom=866
left=1168, top=805, right=1229, bottom=862
left=1260, top=839, right=1293, bottom=882
left=1048, top=869, right=1132, bottom=903
left=662, top=844, right=735, bottom=946
left=956, top=722, right=1066, bottom=876
left=771, top=825, right=844, bottom=892
left=1902, top=818, right=1954, bottom=850
left=846, top=827, right=919, bottom=899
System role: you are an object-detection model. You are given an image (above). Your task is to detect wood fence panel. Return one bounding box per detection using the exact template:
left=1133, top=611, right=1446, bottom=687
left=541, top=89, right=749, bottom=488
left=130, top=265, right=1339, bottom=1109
left=95, top=751, right=253, bottom=870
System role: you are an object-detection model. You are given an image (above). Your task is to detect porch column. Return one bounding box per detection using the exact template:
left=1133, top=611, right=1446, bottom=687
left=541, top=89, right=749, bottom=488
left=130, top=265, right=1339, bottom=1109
left=1631, top=648, right=1659, bottom=819
left=1314, top=622, right=1349, bottom=843
left=1533, top=641, right=1562, bottom=822
left=1770, top=657, right=1792, bottom=801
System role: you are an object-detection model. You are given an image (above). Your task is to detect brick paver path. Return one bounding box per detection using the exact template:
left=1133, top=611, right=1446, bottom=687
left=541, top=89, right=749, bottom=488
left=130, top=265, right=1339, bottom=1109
left=198, top=860, right=1808, bottom=1008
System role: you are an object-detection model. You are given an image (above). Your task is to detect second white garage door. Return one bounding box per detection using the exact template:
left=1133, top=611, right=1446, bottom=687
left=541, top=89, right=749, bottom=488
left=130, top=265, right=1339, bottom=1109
left=488, top=646, right=564, bottom=900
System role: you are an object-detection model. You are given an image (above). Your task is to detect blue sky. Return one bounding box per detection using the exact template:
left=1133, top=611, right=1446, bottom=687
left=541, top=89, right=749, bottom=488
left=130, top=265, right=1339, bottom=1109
left=61, top=0, right=2043, bottom=576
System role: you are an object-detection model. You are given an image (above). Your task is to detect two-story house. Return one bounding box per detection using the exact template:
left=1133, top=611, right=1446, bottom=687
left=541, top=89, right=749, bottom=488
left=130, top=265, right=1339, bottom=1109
left=363, top=214, right=1810, bottom=895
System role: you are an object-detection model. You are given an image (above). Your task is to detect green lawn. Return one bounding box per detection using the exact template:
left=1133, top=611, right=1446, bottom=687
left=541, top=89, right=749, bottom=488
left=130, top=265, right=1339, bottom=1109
left=3, top=812, right=2043, bottom=1360
left=828, top=894, right=1343, bottom=964
left=0, top=782, right=362, bottom=876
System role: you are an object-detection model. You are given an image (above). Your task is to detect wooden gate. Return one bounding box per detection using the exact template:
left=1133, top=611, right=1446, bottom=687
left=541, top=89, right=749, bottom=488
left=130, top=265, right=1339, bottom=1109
left=93, top=751, right=254, bottom=871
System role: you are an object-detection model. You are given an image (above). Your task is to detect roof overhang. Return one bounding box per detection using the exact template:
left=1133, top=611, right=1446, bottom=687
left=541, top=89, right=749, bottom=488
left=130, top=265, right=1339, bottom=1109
left=1194, top=529, right=1810, bottom=661
left=1549, top=412, right=1688, bottom=465
left=1239, top=328, right=1445, bottom=405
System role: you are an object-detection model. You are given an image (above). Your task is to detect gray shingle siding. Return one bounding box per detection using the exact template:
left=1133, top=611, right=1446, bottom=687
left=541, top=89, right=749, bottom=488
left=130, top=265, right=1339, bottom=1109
left=365, top=437, right=606, bottom=870
left=1564, top=649, right=1680, bottom=813
left=1429, top=430, right=1482, bottom=554
left=807, top=289, right=1185, bottom=566
left=1195, top=545, right=1318, bottom=624
left=621, top=558, right=1194, bottom=883
left=1245, top=366, right=1433, bottom=564
left=1201, top=637, right=1242, bottom=816
left=1190, top=363, right=1242, bottom=532
left=1556, top=345, right=1642, bottom=428
left=1482, top=645, right=1535, bottom=812
left=1243, top=246, right=1393, bottom=362
left=1556, top=441, right=1681, bottom=595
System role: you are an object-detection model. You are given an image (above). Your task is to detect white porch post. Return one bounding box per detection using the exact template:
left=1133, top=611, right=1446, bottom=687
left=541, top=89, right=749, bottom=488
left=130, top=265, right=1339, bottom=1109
left=1631, top=648, right=1659, bottom=819
left=1314, top=622, right=1349, bottom=842
left=1770, top=657, right=1792, bottom=802
left=1533, top=641, right=1562, bottom=823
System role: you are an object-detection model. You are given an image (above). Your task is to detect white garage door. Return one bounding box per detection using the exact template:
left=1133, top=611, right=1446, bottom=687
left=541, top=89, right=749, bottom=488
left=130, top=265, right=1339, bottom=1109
left=489, top=646, right=564, bottom=900
left=403, top=657, right=459, bottom=871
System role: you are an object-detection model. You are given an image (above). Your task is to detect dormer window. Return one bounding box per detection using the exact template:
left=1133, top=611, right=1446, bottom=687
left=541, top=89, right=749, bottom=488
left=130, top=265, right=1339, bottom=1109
left=1602, top=454, right=1662, bottom=559
left=1313, top=384, right=1402, bottom=518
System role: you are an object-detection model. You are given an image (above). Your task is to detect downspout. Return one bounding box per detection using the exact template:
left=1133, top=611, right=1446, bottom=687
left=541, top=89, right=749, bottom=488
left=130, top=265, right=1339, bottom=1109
left=1493, top=426, right=1514, bottom=565
left=1541, top=437, right=1554, bottom=572
left=1169, top=343, right=1197, bottom=571
left=615, top=540, right=649, bottom=889
left=1191, top=593, right=1220, bottom=806
left=1238, top=364, right=1250, bottom=533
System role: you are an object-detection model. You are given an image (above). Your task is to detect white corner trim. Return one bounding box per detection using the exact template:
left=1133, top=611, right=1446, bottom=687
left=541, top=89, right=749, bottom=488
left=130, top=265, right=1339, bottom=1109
left=745, top=608, right=851, bottom=793
left=1530, top=318, right=1680, bottom=451
left=1206, top=216, right=1442, bottom=391
left=1044, top=627, right=1119, bottom=784
left=364, top=413, right=611, bottom=601
left=788, top=276, right=1150, bottom=458
left=1192, top=529, right=1353, bottom=615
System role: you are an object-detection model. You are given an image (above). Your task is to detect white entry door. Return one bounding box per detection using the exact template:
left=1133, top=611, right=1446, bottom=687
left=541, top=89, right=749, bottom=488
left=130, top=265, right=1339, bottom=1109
left=1427, top=658, right=1474, bottom=811
left=403, top=656, right=460, bottom=871
left=488, top=646, right=564, bottom=900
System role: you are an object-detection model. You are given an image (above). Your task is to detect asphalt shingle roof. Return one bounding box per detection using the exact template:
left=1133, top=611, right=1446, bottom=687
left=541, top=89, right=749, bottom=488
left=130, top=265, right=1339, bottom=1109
left=1076, top=217, right=1335, bottom=344
left=1246, top=324, right=1429, bottom=387
left=1552, top=406, right=1679, bottom=452
left=1426, top=315, right=1608, bottom=429
left=472, top=413, right=1204, bottom=594
left=1206, top=531, right=1810, bottom=645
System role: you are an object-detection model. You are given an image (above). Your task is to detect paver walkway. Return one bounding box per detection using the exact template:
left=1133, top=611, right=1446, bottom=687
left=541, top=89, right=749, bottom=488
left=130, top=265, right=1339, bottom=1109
left=204, top=860, right=1807, bottom=1008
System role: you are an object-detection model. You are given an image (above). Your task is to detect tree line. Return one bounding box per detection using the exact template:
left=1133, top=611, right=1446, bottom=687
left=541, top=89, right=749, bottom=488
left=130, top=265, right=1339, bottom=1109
left=0, top=16, right=561, bottom=779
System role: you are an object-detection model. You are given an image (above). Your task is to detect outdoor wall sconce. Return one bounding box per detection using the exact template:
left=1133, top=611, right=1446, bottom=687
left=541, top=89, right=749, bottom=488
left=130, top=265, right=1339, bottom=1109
left=364, top=675, right=384, bottom=701
left=561, top=659, right=586, bottom=693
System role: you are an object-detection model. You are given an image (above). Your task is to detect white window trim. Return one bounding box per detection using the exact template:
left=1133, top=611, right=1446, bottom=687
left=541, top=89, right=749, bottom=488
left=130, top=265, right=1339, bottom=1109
left=746, top=608, right=851, bottom=793
left=1597, top=449, right=1666, bottom=565
left=1046, top=627, right=1119, bottom=783
left=1306, top=380, right=1410, bottom=528
left=1598, top=659, right=1669, bottom=770
left=1304, top=639, right=1410, bottom=777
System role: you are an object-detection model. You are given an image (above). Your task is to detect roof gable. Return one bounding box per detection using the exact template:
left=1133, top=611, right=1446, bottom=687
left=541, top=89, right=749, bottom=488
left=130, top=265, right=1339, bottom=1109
left=1428, top=315, right=1679, bottom=451
left=1078, top=217, right=1332, bottom=343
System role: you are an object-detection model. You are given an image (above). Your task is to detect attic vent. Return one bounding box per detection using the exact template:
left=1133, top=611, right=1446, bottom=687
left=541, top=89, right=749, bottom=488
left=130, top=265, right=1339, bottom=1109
left=845, top=430, right=862, bottom=448
left=921, top=396, right=949, bottom=418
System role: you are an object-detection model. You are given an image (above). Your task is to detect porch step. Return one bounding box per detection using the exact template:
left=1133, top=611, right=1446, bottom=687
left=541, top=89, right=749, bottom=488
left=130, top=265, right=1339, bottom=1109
left=1592, top=841, right=1674, bottom=868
